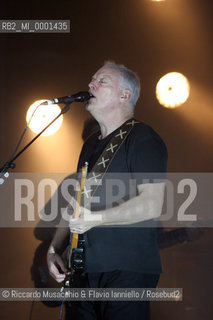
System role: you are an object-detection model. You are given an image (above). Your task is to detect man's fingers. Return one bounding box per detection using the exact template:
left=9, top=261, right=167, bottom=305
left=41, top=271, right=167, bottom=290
left=47, top=253, right=67, bottom=282
left=71, top=225, right=92, bottom=234
left=71, top=228, right=84, bottom=234
left=55, top=275, right=66, bottom=283
left=55, top=255, right=67, bottom=273
left=49, top=263, right=65, bottom=282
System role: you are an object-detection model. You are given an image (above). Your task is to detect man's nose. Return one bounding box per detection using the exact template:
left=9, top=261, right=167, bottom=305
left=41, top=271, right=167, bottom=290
left=89, top=79, right=98, bottom=90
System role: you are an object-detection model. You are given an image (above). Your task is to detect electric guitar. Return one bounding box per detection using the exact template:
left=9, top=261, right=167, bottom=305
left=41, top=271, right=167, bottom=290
left=62, top=162, right=89, bottom=290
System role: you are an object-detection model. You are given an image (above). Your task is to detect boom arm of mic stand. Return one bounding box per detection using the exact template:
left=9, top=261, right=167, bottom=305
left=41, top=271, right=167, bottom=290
left=0, top=103, right=71, bottom=178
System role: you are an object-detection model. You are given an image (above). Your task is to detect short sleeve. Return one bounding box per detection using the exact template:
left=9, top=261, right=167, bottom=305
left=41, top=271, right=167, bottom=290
left=126, top=124, right=168, bottom=183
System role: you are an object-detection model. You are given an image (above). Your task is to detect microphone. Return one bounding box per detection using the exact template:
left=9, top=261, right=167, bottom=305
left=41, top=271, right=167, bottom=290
left=41, top=91, right=92, bottom=105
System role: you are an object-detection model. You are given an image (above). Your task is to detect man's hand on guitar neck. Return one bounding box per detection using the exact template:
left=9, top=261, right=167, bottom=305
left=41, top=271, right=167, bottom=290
left=69, top=207, right=103, bottom=234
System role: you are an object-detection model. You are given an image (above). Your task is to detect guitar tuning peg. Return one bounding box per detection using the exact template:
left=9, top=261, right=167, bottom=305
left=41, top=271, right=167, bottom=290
left=0, top=178, right=5, bottom=185
left=4, top=172, right=9, bottom=178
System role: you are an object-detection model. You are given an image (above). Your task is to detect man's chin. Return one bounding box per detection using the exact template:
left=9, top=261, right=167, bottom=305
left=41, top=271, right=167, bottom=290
left=85, top=100, right=96, bottom=112
left=85, top=101, right=91, bottom=111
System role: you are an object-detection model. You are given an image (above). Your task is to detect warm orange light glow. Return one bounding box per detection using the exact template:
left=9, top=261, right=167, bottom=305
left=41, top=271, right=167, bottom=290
left=156, top=72, right=190, bottom=108
left=26, top=100, right=63, bottom=136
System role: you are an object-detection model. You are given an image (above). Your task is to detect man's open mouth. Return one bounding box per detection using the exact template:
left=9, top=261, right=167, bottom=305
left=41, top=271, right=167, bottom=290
left=89, top=92, right=96, bottom=99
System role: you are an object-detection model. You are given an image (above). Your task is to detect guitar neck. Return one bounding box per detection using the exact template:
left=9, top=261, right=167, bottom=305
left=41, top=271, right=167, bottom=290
left=75, top=162, right=88, bottom=219
left=67, top=162, right=88, bottom=270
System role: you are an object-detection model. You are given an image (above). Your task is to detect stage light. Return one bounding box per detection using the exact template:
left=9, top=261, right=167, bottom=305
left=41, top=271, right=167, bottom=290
left=156, top=72, right=190, bottom=108
left=26, top=100, right=63, bottom=136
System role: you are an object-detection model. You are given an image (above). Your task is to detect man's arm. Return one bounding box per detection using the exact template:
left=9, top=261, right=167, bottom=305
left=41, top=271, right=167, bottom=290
left=102, top=182, right=165, bottom=224
left=69, top=182, right=165, bottom=233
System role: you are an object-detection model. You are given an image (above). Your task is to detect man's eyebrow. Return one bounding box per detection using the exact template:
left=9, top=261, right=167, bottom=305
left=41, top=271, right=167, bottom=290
left=101, top=74, right=112, bottom=79
left=92, top=74, right=112, bottom=80
left=90, top=72, right=113, bottom=84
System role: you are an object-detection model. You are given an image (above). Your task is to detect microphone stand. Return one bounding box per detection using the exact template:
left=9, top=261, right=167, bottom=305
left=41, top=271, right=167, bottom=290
left=0, top=103, right=71, bottom=182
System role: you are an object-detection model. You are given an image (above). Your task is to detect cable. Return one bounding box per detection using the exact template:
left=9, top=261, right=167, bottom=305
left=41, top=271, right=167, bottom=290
left=59, top=300, right=65, bottom=320
left=0, top=125, right=28, bottom=178
left=0, top=102, right=43, bottom=178
left=29, top=300, right=35, bottom=320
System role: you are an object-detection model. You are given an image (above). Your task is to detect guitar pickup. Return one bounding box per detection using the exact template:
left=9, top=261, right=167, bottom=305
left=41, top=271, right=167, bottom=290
left=72, top=246, right=85, bottom=270
left=73, top=248, right=83, bottom=254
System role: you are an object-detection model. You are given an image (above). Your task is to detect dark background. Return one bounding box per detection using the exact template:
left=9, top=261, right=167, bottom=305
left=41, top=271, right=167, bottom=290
left=0, top=0, right=212, bottom=319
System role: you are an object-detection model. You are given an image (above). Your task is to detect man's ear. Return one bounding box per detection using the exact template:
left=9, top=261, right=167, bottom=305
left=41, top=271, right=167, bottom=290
left=120, top=89, right=132, bottom=102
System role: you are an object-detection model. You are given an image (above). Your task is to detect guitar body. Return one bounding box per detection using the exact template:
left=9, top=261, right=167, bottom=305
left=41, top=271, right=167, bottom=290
left=63, top=237, right=86, bottom=288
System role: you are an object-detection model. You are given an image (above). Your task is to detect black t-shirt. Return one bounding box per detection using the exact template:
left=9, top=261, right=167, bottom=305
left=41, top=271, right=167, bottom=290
left=77, top=121, right=168, bottom=274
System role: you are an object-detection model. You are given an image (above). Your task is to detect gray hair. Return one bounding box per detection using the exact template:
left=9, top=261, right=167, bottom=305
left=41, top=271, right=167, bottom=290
left=104, top=61, right=141, bottom=107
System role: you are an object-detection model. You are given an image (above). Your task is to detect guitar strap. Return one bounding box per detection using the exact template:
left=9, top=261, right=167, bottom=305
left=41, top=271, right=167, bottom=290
left=68, top=118, right=140, bottom=273
left=83, top=118, right=139, bottom=199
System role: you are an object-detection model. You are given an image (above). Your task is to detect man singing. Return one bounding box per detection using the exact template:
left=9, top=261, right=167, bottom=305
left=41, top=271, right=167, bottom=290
left=47, top=61, right=167, bottom=319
